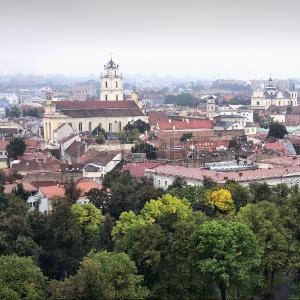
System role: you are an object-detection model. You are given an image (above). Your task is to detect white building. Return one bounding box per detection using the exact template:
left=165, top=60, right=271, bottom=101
left=251, top=77, right=297, bottom=110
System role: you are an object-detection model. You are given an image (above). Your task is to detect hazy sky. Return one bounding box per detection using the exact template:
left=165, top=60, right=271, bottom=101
left=0, top=0, right=300, bottom=79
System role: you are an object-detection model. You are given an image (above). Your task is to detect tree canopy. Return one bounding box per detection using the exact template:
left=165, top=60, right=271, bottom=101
left=267, top=122, right=288, bottom=139
left=6, top=137, right=26, bottom=160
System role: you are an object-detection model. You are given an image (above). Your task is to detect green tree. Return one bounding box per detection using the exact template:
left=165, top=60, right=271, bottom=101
left=194, top=220, right=262, bottom=300
left=267, top=122, right=288, bottom=139
left=49, top=251, right=148, bottom=300
left=112, top=194, right=210, bottom=299
left=119, top=128, right=140, bottom=144
left=131, top=142, right=157, bottom=159
left=180, top=132, right=193, bottom=142
left=39, top=199, right=84, bottom=279
left=164, top=93, right=199, bottom=107
left=6, top=137, right=26, bottom=160
left=64, top=178, right=80, bottom=204
left=0, top=255, right=47, bottom=299
left=92, top=125, right=107, bottom=137
left=237, top=201, right=293, bottom=298
left=224, top=180, right=251, bottom=210
left=124, top=119, right=150, bottom=133
left=95, top=132, right=106, bottom=144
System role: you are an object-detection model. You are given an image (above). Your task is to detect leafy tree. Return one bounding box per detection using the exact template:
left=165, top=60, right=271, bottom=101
left=237, top=201, right=293, bottom=298
left=258, top=115, right=274, bottom=129
left=131, top=142, right=157, bottom=159
left=113, top=195, right=209, bottom=299
left=267, top=122, right=288, bottom=139
left=0, top=254, right=47, bottom=299
left=224, top=180, right=251, bottom=210
left=6, top=137, right=26, bottom=160
left=168, top=184, right=215, bottom=216
left=194, top=220, right=262, bottom=300
left=228, top=138, right=241, bottom=151
left=49, top=251, right=149, bottom=300
left=12, top=183, right=31, bottom=201
left=248, top=182, right=271, bottom=203
left=64, top=178, right=80, bottom=204
left=124, top=119, right=150, bottom=133
left=180, top=132, right=193, bottom=142
left=167, top=176, right=187, bottom=190
left=5, top=106, right=20, bottom=118
left=39, top=199, right=84, bottom=279
left=208, top=188, right=234, bottom=213
left=119, top=128, right=140, bottom=144
left=95, top=132, right=106, bottom=144
left=202, top=175, right=218, bottom=189
left=92, top=125, right=107, bottom=137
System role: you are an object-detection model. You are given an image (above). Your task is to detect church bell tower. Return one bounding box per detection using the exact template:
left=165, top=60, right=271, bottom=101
left=100, top=57, right=123, bottom=101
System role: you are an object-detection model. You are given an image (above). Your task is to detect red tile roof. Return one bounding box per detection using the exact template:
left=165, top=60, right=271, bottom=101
left=122, top=162, right=161, bottom=177
left=157, top=119, right=213, bottom=131
left=40, top=185, right=65, bottom=198
left=148, top=111, right=168, bottom=125
left=76, top=179, right=102, bottom=196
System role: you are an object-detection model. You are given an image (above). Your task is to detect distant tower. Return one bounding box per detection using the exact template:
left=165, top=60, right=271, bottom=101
left=100, top=56, right=123, bottom=101
left=206, top=95, right=216, bottom=120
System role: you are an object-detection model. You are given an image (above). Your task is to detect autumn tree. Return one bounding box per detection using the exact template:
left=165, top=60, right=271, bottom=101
left=208, top=188, right=234, bottom=213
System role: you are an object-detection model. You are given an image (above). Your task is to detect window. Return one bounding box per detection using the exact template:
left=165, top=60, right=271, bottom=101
left=118, top=121, right=122, bottom=132
left=165, top=180, right=168, bottom=187
left=116, top=94, right=118, bottom=101
left=48, top=123, right=51, bottom=140
left=109, top=123, right=112, bottom=132
left=105, top=94, right=108, bottom=101
left=69, top=122, right=72, bottom=128
left=116, top=81, right=118, bottom=88
left=257, top=101, right=259, bottom=106
left=105, top=81, right=108, bottom=88
left=158, top=180, right=161, bottom=186
left=79, top=122, right=82, bottom=131
left=89, top=122, right=92, bottom=132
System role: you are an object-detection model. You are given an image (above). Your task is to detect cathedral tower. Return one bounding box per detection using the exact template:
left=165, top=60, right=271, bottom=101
left=100, top=58, right=123, bottom=101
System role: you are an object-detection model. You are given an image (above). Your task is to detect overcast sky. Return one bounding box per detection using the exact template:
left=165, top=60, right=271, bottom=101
left=0, top=0, right=299, bottom=79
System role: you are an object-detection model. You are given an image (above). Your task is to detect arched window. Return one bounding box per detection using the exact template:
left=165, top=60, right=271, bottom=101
left=116, top=94, right=118, bottom=101
left=89, top=122, right=92, bottom=132
left=105, top=81, right=108, bottom=88
left=79, top=122, right=82, bottom=131
left=105, top=94, right=108, bottom=101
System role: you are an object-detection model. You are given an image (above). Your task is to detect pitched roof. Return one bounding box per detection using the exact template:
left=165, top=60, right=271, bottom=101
left=157, top=119, right=213, bottom=130
left=39, top=185, right=65, bottom=198
left=76, top=179, right=102, bottom=196
left=65, top=141, right=86, bottom=158
left=81, top=150, right=120, bottom=166
left=55, top=100, right=145, bottom=118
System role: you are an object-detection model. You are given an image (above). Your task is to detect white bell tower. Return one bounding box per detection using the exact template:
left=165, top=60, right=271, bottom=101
left=100, top=57, right=123, bottom=101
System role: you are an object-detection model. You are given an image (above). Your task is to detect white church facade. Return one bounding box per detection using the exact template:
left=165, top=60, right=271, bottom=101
left=251, top=77, right=297, bottom=110
left=43, top=58, right=148, bottom=143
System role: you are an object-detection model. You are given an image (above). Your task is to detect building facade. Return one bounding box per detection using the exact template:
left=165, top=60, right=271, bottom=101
left=251, top=77, right=297, bottom=110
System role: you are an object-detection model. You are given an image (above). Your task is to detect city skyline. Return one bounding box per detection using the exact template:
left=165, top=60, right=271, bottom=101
left=1, top=0, right=300, bottom=79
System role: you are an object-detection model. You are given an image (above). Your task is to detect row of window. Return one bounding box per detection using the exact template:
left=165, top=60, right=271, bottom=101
left=105, top=94, right=119, bottom=101
left=158, top=179, right=169, bottom=187
left=104, top=81, right=119, bottom=88
left=76, top=121, right=122, bottom=132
